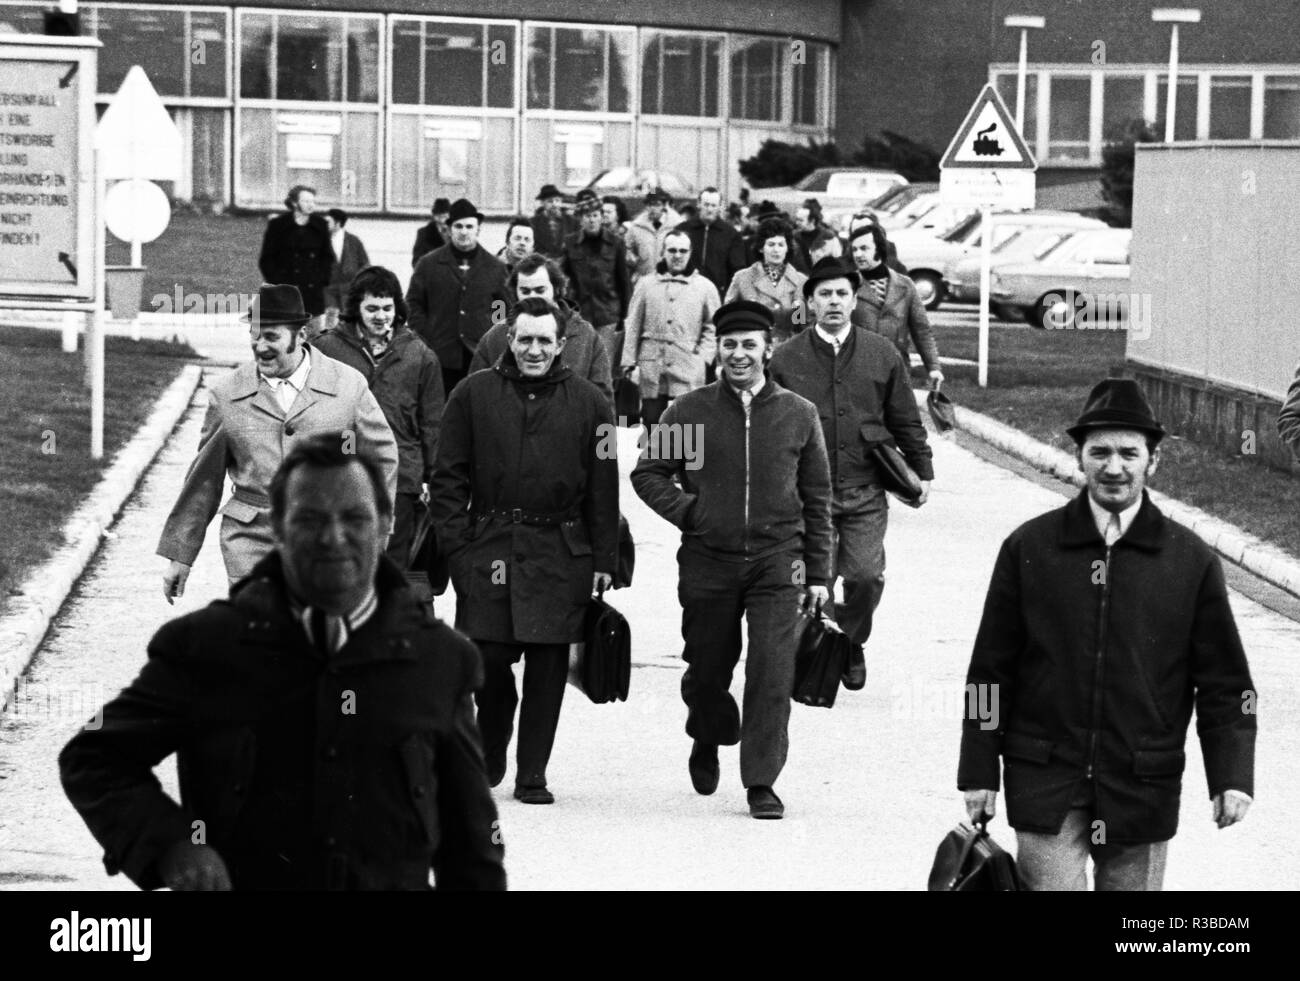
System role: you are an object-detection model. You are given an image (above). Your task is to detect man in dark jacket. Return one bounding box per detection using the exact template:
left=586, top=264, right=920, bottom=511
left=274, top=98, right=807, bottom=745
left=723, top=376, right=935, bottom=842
left=430, top=297, right=618, bottom=805
left=632, top=300, right=833, bottom=820
left=322, top=208, right=372, bottom=334
left=406, top=198, right=510, bottom=397
left=61, top=437, right=505, bottom=891
left=411, top=197, right=450, bottom=268
left=468, top=253, right=613, bottom=408
left=676, top=187, right=748, bottom=298
left=314, top=265, right=444, bottom=574
left=530, top=183, right=577, bottom=260
left=770, top=257, right=934, bottom=687
left=257, top=185, right=334, bottom=334
left=562, top=196, right=631, bottom=364
left=959, top=380, right=1256, bottom=891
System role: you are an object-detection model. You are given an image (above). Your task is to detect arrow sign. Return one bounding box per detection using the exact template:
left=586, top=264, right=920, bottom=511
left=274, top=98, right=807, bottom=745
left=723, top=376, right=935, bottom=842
left=58, top=251, right=78, bottom=278
left=940, top=84, right=1036, bottom=170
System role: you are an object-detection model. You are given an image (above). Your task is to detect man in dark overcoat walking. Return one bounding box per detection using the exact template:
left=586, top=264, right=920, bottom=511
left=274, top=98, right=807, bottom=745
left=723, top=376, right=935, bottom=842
left=430, top=297, right=618, bottom=805
left=959, top=379, right=1256, bottom=890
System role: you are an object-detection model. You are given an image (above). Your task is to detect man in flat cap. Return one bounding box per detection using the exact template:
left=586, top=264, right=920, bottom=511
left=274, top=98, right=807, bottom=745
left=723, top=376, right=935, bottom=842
left=406, top=197, right=510, bottom=397
left=959, top=378, right=1256, bottom=890
left=411, top=197, right=451, bottom=268
left=159, top=284, right=398, bottom=598
left=562, top=194, right=632, bottom=366
left=632, top=299, right=833, bottom=820
left=770, top=256, right=934, bottom=688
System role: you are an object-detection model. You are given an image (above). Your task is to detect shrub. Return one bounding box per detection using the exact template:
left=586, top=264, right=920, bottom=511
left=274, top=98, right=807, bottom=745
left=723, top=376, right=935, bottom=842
left=1100, top=118, right=1159, bottom=228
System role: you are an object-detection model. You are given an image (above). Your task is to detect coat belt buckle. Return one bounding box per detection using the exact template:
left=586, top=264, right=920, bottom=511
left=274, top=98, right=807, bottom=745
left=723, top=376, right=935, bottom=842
left=511, top=508, right=523, bottom=524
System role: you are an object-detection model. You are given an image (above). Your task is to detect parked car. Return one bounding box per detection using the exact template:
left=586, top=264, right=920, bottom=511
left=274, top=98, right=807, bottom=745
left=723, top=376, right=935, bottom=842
left=890, top=209, right=1108, bottom=310
left=757, top=167, right=908, bottom=222
left=824, top=182, right=938, bottom=231
left=989, top=228, right=1133, bottom=328
left=567, top=168, right=696, bottom=217
left=879, top=191, right=959, bottom=233
left=943, top=225, right=1086, bottom=305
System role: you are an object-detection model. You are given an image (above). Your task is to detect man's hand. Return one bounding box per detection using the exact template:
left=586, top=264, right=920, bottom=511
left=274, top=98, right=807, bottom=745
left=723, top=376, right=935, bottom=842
left=916, top=480, right=931, bottom=507
left=928, top=368, right=945, bottom=391
left=592, top=571, right=613, bottom=595
left=1213, top=792, right=1250, bottom=829
left=419, top=483, right=431, bottom=506
left=158, top=841, right=232, bottom=891
left=801, top=585, right=830, bottom=616
left=964, top=789, right=997, bottom=825
left=162, top=560, right=191, bottom=605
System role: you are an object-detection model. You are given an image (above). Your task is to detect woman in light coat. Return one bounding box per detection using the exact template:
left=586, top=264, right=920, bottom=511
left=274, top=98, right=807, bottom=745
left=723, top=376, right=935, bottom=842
left=725, top=219, right=808, bottom=344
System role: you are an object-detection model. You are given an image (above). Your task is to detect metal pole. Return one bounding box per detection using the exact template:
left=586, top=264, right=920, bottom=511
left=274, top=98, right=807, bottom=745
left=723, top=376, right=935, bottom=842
left=1015, top=28, right=1028, bottom=135
left=1164, top=24, right=1180, bottom=143
left=978, top=204, right=992, bottom=388
left=90, top=145, right=105, bottom=459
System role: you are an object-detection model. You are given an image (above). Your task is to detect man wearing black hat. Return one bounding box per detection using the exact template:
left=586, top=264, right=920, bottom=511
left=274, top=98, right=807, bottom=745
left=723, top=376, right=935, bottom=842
left=531, top=184, right=578, bottom=260
left=562, top=194, right=632, bottom=365
left=158, top=284, right=399, bottom=598
left=769, top=257, right=934, bottom=686
left=959, top=379, right=1256, bottom=891
left=411, top=198, right=451, bottom=268
left=406, top=198, right=510, bottom=397
left=632, top=299, right=833, bottom=819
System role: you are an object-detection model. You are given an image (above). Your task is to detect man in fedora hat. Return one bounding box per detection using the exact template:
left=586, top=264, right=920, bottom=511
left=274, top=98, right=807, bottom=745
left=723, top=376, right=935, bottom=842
left=411, top=197, right=451, bottom=268
left=531, top=183, right=577, bottom=260
left=770, top=257, right=934, bottom=688
left=959, top=378, right=1256, bottom=891
left=158, top=283, right=399, bottom=599
left=632, top=299, right=833, bottom=819
left=406, top=198, right=510, bottom=396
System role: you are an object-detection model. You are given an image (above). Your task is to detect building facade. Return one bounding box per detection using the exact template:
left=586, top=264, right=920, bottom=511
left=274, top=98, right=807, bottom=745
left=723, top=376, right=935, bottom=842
left=0, top=0, right=838, bottom=213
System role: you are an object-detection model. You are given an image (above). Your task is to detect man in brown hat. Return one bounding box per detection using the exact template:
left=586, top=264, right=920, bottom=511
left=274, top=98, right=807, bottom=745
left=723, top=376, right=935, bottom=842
left=958, top=378, right=1256, bottom=891
left=770, top=257, right=934, bottom=688
left=632, top=299, right=833, bottom=819
left=158, top=284, right=399, bottom=598
left=406, top=198, right=510, bottom=396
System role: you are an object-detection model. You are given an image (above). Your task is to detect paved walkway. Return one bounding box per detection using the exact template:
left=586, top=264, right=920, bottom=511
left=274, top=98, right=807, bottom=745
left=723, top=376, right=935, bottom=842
left=0, top=374, right=1296, bottom=890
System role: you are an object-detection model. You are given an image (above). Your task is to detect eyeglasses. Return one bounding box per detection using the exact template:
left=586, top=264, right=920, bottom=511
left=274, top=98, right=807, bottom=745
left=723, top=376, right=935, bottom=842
left=664, top=248, right=690, bottom=254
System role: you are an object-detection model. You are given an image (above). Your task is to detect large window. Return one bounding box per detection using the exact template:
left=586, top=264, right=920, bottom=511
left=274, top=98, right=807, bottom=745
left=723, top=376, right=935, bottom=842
left=391, top=18, right=516, bottom=109
left=1154, top=75, right=1198, bottom=141
left=526, top=25, right=632, bottom=113
left=1264, top=74, right=1300, bottom=138
left=1102, top=75, right=1146, bottom=138
left=1048, top=75, right=1091, bottom=160
left=1209, top=75, right=1251, bottom=139
left=640, top=31, right=720, bottom=117
left=87, top=5, right=229, bottom=99
left=239, top=11, right=379, bottom=103
left=730, top=36, right=783, bottom=122
left=792, top=41, right=830, bottom=126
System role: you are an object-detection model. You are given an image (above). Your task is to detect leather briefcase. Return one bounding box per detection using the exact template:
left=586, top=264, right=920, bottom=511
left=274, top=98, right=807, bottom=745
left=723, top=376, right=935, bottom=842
left=568, top=586, right=631, bottom=704
left=613, top=513, right=635, bottom=589
left=928, top=819, right=1022, bottom=891
left=614, top=375, right=641, bottom=426
left=869, top=441, right=924, bottom=508
left=927, top=389, right=956, bottom=435
left=792, top=611, right=852, bottom=708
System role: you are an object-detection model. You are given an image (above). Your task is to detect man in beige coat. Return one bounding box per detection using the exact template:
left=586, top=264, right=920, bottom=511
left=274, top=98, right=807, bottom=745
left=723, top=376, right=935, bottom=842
left=620, top=230, right=720, bottom=426
left=158, top=284, right=398, bottom=598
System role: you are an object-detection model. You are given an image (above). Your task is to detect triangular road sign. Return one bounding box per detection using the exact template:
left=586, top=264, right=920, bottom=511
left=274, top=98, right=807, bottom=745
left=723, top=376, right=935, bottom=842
left=95, top=65, right=182, bottom=181
left=940, top=85, right=1036, bottom=170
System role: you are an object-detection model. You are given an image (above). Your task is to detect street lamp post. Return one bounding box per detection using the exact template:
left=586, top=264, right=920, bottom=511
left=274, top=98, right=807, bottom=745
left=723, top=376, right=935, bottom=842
left=1152, top=8, right=1201, bottom=143
left=1004, top=15, right=1045, bottom=136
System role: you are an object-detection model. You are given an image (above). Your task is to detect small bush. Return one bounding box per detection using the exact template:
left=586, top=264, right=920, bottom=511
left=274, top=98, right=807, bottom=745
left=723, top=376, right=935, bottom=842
left=1100, top=118, right=1158, bottom=228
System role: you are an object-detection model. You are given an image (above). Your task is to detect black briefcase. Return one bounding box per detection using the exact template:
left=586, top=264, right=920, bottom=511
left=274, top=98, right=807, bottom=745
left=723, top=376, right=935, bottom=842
left=408, top=504, right=450, bottom=596
left=612, top=513, right=635, bottom=589
left=928, top=819, right=1022, bottom=891
left=569, top=587, right=631, bottom=704
left=792, top=611, right=852, bottom=708
left=870, top=441, right=924, bottom=508
left=614, top=375, right=641, bottom=426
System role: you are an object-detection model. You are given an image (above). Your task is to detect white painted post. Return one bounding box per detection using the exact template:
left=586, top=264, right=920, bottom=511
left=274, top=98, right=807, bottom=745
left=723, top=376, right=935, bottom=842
left=1015, top=29, right=1028, bottom=135
left=91, top=144, right=106, bottom=459
left=1164, top=24, right=1180, bottom=143
left=978, top=205, right=992, bottom=389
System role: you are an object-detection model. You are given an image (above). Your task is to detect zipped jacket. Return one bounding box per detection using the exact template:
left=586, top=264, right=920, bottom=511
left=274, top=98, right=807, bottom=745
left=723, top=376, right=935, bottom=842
left=630, top=377, right=833, bottom=585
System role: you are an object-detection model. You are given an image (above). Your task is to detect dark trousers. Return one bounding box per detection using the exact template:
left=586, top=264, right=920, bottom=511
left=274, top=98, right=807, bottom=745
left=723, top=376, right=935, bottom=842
left=641, top=396, right=672, bottom=426
left=474, top=641, right=569, bottom=789
left=677, top=546, right=803, bottom=788
left=385, top=492, right=420, bottom=570
left=828, top=484, right=888, bottom=648
left=441, top=363, right=469, bottom=398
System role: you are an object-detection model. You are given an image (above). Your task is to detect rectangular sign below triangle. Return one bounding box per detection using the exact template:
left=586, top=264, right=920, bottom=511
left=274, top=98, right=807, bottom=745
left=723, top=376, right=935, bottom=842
left=940, top=84, right=1037, bottom=170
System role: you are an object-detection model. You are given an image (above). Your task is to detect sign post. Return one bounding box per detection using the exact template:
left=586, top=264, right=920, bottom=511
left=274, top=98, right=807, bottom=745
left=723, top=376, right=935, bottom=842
left=939, top=84, right=1037, bottom=387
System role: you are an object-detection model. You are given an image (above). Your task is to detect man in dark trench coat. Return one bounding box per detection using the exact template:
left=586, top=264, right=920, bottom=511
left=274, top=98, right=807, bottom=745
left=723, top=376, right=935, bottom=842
left=430, top=296, right=619, bottom=805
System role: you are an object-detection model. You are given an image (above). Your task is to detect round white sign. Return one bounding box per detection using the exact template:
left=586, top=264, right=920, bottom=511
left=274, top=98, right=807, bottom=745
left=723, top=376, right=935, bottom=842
left=104, top=179, right=172, bottom=244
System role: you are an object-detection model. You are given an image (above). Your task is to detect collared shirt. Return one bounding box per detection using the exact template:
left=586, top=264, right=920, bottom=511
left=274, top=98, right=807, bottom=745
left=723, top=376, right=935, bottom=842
left=1087, top=494, right=1142, bottom=545
left=292, top=586, right=380, bottom=655
left=728, top=375, right=765, bottom=417
left=331, top=228, right=346, bottom=267
left=814, top=323, right=851, bottom=355
left=260, top=349, right=311, bottom=414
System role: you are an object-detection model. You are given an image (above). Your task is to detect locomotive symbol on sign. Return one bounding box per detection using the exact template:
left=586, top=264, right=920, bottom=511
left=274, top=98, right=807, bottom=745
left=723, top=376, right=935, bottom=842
left=972, top=124, right=1003, bottom=157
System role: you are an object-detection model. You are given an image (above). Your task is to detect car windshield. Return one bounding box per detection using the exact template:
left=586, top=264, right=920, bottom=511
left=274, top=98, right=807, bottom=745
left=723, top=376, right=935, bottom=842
left=1056, top=230, right=1130, bottom=263
left=794, top=170, right=831, bottom=192
left=941, top=211, right=981, bottom=242
left=1029, top=230, right=1078, bottom=260
left=592, top=168, right=635, bottom=189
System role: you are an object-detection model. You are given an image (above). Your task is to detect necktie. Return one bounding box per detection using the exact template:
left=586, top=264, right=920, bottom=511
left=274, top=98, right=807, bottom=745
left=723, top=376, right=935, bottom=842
left=1104, top=513, right=1122, bottom=547
left=309, top=607, right=343, bottom=656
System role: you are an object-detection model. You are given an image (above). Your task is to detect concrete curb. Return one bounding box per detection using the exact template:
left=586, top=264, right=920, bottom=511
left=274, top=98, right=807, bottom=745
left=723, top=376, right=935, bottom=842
left=916, top=389, right=1300, bottom=599
left=0, top=364, right=204, bottom=713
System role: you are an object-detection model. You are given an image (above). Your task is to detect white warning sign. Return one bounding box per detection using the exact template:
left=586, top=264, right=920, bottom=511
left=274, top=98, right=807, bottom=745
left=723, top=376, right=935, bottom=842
left=940, top=85, right=1036, bottom=170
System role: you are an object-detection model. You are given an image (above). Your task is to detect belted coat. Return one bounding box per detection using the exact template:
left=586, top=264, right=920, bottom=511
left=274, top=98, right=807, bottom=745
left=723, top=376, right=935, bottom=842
left=429, top=353, right=619, bottom=644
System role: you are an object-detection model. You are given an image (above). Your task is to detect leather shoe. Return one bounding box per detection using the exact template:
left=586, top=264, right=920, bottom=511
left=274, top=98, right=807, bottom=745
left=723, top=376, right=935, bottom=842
left=688, top=740, right=719, bottom=795
left=842, top=643, right=866, bottom=691
left=513, top=785, right=555, bottom=805
left=747, top=786, right=784, bottom=820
